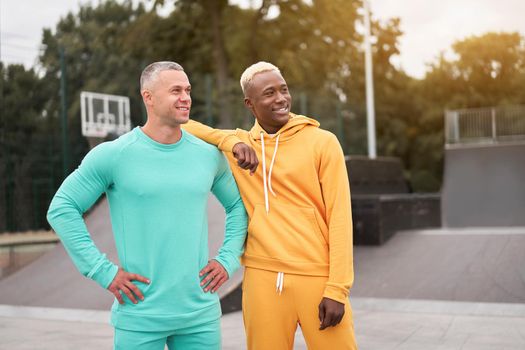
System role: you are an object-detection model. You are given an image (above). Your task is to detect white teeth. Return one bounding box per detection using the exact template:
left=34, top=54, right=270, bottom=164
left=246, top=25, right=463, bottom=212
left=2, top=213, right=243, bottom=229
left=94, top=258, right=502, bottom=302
left=177, top=107, right=189, bottom=111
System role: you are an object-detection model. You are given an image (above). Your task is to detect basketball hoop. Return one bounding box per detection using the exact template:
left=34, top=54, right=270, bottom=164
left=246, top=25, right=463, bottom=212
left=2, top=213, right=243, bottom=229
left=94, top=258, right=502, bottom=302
left=80, top=91, right=131, bottom=148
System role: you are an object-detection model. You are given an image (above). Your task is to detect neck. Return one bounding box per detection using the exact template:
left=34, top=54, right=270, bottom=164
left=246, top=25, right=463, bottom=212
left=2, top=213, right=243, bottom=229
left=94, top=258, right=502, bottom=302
left=256, top=119, right=281, bottom=134
left=142, top=117, right=182, bottom=144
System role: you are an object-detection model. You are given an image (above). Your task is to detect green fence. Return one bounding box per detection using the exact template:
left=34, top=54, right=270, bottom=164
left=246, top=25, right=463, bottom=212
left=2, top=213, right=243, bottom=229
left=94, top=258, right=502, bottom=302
left=1, top=78, right=367, bottom=232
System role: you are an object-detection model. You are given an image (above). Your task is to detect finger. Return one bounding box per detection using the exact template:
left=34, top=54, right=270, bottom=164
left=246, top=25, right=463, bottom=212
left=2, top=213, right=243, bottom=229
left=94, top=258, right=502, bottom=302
left=238, top=151, right=251, bottom=168
left=244, top=151, right=255, bottom=169
left=200, top=268, right=217, bottom=286
left=251, top=149, right=259, bottom=171
left=199, top=263, right=213, bottom=277
left=249, top=154, right=259, bottom=174
left=318, top=303, right=326, bottom=329
left=323, top=312, right=334, bottom=329
left=333, top=313, right=344, bottom=327
left=125, top=281, right=144, bottom=301
left=337, top=309, right=345, bottom=325
left=236, top=150, right=246, bottom=165
left=320, top=313, right=332, bottom=330
left=112, top=289, right=124, bottom=305
left=328, top=312, right=339, bottom=327
left=128, top=273, right=150, bottom=284
left=205, top=272, right=224, bottom=292
left=200, top=274, right=213, bottom=287
left=211, top=275, right=227, bottom=293
left=120, top=284, right=138, bottom=304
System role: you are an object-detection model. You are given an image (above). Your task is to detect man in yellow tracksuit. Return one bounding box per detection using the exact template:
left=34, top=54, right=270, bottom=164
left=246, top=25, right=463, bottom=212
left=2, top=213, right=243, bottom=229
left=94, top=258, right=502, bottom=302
left=183, top=61, right=357, bottom=349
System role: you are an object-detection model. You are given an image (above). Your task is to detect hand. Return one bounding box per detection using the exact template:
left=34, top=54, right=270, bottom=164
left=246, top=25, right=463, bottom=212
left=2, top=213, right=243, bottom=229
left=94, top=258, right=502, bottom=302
left=199, top=260, right=229, bottom=293
left=232, top=142, right=259, bottom=175
left=107, top=268, right=150, bottom=305
left=318, top=297, right=345, bottom=330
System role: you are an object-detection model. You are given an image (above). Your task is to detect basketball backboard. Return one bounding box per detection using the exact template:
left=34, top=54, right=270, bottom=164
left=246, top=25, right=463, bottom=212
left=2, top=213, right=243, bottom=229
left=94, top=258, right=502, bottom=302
left=80, top=91, right=131, bottom=138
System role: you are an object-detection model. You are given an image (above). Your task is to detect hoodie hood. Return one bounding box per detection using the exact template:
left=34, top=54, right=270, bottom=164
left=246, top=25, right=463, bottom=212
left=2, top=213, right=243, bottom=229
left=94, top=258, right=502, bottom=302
left=249, top=113, right=319, bottom=142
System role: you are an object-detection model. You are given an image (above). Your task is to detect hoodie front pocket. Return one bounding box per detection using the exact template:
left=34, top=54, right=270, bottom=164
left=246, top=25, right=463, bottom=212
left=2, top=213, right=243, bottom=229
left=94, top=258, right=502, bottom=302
left=246, top=202, right=328, bottom=264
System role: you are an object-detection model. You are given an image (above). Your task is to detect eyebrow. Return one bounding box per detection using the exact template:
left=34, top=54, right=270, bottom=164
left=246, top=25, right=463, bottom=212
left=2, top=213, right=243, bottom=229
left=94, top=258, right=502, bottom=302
left=262, top=84, right=287, bottom=93
left=169, top=84, right=191, bottom=90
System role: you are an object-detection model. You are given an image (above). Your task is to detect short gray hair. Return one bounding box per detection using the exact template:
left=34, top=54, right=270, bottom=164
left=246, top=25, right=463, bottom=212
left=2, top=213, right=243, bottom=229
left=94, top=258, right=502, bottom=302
left=240, top=61, right=281, bottom=95
left=140, top=61, right=184, bottom=90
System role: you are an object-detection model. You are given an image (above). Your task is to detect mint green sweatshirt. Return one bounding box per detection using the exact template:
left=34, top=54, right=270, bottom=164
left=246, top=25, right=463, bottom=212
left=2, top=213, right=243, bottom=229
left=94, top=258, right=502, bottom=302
left=47, top=127, right=248, bottom=331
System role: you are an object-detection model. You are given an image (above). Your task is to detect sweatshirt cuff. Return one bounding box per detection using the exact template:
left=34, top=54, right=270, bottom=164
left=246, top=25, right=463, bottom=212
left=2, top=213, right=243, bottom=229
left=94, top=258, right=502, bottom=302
left=323, top=284, right=350, bottom=304
left=218, top=134, right=243, bottom=153
left=88, top=257, right=119, bottom=289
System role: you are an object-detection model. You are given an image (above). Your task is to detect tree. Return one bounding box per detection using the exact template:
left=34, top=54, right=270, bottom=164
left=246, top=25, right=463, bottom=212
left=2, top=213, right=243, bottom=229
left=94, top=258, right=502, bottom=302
left=1, top=63, right=54, bottom=230
left=423, top=32, right=525, bottom=108
left=409, top=32, right=525, bottom=191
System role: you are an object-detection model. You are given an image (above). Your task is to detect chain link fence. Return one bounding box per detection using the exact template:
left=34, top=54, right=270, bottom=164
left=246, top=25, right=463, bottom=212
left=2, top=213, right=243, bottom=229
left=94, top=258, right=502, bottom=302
left=2, top=77, right=363, bottom=232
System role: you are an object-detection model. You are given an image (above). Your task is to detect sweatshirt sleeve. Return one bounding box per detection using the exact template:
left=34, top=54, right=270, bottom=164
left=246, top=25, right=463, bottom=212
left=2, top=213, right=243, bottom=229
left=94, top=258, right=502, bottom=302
left=318, top=133, right=354, bottom=304
left=46, top=143, right=119, bottom=289
left=210, top=151, right=248, bottom=277
left=182, top=119, right=242, bottom=152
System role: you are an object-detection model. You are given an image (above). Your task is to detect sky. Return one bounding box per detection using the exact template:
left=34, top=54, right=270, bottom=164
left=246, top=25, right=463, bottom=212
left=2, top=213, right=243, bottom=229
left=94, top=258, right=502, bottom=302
left=1, top=0, right=525, bottom=79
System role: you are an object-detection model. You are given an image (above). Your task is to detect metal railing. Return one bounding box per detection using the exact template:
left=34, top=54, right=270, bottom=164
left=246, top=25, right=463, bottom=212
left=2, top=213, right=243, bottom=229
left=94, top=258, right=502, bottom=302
left=445, top=105, right=525, bottom=145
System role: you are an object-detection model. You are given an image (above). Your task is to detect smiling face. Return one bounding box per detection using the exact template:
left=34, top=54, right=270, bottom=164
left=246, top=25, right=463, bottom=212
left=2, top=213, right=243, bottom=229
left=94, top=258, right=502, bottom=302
left=142, top=69, right=192, bottom=126
left=244, top=70, right=292, bottom=134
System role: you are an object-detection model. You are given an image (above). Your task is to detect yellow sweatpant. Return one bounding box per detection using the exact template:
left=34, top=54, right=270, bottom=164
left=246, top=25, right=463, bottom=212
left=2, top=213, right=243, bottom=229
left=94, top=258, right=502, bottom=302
left=242, top=268, right=357, bottom=350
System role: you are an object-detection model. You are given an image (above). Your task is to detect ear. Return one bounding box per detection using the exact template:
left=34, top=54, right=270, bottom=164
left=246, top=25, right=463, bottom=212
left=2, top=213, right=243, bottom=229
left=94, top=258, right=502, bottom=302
left=244, top=97, right=253, bottom=110
left=141, top=89, right=153, bottom=106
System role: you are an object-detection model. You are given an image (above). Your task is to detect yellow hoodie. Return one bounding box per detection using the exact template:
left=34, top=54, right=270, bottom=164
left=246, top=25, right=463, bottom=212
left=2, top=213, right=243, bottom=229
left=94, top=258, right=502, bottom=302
left=183, top=113, right=353, bottom=303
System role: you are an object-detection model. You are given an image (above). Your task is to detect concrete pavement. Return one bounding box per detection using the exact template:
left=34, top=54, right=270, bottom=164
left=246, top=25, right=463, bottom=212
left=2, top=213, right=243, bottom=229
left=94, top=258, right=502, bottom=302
left=2, top=226, right=525, bottom=348
left=1, top=297, right=525, bottom=349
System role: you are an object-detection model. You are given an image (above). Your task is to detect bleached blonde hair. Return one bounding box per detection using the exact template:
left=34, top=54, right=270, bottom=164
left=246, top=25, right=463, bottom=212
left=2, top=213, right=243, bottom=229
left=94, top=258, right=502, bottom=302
left=240, top=61, right=282, bottom=95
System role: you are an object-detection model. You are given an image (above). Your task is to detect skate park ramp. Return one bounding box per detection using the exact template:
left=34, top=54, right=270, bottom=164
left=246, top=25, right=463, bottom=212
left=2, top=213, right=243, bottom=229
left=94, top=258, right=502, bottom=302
left=0, top=196, right=240, bottom=310
left=351, top=227, right=525, bottom=303
left=3, top=142, right=525, bottom=308
left=442, top=142, right=525, bottom=227
left=2, top=201, right=525, bottom=308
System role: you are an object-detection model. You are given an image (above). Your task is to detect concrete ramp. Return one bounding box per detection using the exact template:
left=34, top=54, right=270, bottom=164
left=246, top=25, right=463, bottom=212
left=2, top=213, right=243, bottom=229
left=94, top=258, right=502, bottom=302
left=442, top=142, right=525, bottom=227
left=0, top=196, right=241, bottom=310
left=351, top=228, right=525, bottom=304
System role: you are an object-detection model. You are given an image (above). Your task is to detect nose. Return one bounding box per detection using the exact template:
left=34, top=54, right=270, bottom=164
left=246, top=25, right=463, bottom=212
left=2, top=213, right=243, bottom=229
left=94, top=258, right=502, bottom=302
left=179, top=90, right=191, bottom=102
left=275, top=91, right=286, bottom=103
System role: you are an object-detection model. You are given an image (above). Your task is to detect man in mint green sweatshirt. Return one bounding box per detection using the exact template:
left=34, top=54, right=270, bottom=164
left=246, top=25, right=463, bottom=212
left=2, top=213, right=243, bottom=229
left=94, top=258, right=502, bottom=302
left=47, top=61, right=248, bottom=350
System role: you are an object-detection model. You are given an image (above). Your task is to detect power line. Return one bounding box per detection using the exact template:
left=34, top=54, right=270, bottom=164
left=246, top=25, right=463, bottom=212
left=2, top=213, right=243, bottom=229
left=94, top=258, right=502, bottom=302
left=1, top=53, right=30, bottom=60
left=0, top=31, right=33, bottom=41
left=1, top=43, right=37, bottom=51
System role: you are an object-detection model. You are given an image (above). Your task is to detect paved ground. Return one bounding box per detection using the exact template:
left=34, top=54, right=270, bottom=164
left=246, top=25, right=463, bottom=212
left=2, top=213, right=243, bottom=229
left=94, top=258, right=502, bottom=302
left=351, top=228, right=525, bottom=303
left=2, top=199, right=525, bottom=348
left=1, top=298, right=525, bottom=349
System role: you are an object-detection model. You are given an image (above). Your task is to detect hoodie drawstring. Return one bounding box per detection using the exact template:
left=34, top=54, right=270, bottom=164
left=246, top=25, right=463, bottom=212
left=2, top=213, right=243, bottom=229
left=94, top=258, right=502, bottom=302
left=276, top=272, right=284, bottom=295
left=260, top=132, right=280, bottom=214
left=268, top=134, right=280, bottom=196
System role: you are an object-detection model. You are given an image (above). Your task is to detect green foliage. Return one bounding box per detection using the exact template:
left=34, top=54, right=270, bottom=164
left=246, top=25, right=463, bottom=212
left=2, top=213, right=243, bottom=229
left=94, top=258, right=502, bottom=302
left=1, top=63, right=58, bottom=231
left=410, top=32, right=525, bottom=191
left=2, top=0, right=525, bottom=230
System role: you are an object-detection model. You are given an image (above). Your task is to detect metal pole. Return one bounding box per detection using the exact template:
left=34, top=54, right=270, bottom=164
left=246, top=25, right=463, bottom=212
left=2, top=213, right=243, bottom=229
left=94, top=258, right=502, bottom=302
left=491, top=107, right=497, bottom=142
left=364, top=0, right=377, bottom=159
left=453, top=111, right=460, bottom=143
left=59, top=47, right=70, bottom=178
